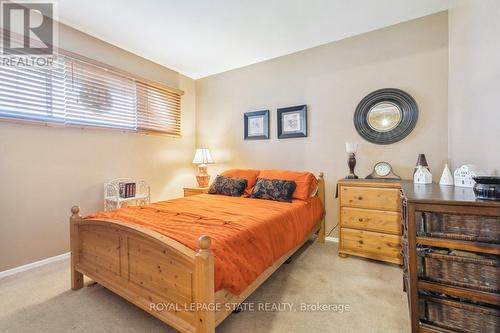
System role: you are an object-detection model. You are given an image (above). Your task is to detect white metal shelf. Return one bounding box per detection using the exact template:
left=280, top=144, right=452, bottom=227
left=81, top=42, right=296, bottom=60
left=104, top=178, right=150, bottom=211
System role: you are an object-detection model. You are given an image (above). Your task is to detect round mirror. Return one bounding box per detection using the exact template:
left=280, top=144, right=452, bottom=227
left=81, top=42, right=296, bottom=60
left=354, top=88, right=418, bottom=145
left=367, top=102, right=402, bottom=132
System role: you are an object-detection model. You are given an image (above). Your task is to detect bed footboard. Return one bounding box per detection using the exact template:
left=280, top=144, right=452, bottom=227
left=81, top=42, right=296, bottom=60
left=69, top=173, right=325, bottom=332
left=70, top=206, right=215, bottom=333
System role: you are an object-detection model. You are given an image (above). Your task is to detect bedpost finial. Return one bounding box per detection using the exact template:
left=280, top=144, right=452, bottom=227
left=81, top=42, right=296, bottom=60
left=318, top=172, right=324, bottom=178
left=71, top=206, right=81, bottom=218
left=198, top=235, right=211, bottom=250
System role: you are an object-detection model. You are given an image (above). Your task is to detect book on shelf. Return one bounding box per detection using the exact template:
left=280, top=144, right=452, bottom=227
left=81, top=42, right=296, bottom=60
left=119, top=182, right=136, bottom=198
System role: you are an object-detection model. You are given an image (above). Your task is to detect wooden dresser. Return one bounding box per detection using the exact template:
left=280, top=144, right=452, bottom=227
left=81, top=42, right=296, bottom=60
left=337, top=179, right=402, bottom=265
left=401, top=181, right=500, bottom=333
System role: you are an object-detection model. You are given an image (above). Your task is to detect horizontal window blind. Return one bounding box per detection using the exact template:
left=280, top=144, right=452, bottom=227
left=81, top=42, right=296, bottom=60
left=0, top=53, right=182, bottom=136
left=136, top=82, right=181, bottom=135
left=65, top=59, right=137, bottom=130
left=0, top=57, right=66, bottom=124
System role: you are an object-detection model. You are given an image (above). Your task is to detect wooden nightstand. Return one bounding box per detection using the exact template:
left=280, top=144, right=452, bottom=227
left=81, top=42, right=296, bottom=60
left=337, top=179, right=402, bottom=265
left=183, top=186, right=209, bottom=197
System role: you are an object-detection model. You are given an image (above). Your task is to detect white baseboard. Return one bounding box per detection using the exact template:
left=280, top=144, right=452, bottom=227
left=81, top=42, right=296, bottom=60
left=0, top=252, right=70, bottom=279
left=325, top=236, right=339, bottom=243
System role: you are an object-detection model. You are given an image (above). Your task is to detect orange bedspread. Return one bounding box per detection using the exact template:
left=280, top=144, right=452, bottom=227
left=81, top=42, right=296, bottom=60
left=87, top=194, right=324, bottom=294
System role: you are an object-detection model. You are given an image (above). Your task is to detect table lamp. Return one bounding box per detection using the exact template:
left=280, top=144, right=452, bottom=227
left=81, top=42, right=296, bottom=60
left=345, top=142, right=358, bottom=179
left=192, top=148, right=214, bottom=187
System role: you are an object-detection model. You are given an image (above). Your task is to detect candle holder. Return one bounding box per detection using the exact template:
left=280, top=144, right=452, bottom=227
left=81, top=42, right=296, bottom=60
left=345, top=142, right=358, bottom=179
left=346, top=153, right=358, bottom=179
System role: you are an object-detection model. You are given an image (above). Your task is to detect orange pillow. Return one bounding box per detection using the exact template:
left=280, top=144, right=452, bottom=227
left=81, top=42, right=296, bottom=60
left=221, top=169, right=260, bottom=195
left=257, top=170, right=318, bottom=201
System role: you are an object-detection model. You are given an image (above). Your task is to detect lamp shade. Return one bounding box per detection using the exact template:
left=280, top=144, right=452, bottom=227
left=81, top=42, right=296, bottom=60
left=192, top=148, right=214, bottom=164
left=345, top=142, right=358, bottom=154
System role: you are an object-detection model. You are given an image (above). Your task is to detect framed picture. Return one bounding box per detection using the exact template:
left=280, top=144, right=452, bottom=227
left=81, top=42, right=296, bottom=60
left=244, top=110, right=269, bottom=140
left=277, top=105, right=307, bottom=138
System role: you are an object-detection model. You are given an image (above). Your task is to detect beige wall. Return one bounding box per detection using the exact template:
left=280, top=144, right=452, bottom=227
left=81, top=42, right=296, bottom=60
left=0, top=23, right=197, bottom=271
left=1, top=11, right=456, bottom=271
left=196, top=13, right=449, bottom=236
left=448, top=0, right=500, bottom=175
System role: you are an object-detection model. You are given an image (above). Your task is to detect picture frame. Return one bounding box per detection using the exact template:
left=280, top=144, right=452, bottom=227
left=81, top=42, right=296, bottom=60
left=277, top=105, right=307, bottom=139
left=244, top=110, right=269, bottom=140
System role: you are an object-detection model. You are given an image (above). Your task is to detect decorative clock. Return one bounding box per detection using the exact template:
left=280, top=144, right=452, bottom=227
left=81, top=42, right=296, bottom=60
left=366, top=161, right=401, bottom=180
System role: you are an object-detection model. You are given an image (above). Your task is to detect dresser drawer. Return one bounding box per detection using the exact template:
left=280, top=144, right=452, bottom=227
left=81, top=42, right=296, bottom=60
left=417, top=247, right=500, bottom=293
left=340, top=228, right=402, bottom=264
left=416, top=211, right=500, bottom=244
left=340, top=186, right=400, bottom=211
left=341, top=207, right=401, bottom=235
left=418, top=293, right=500, bottom=333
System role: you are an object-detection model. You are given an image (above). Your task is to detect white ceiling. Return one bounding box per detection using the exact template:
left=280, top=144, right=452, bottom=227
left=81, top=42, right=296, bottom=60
left=57, top=0, right=452, bottom=79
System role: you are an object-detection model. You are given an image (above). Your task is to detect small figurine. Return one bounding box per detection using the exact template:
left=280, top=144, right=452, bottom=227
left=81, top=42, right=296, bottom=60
left=439, top=164, right=454, bottom=186
left=414, top=165, right=432, bottom=184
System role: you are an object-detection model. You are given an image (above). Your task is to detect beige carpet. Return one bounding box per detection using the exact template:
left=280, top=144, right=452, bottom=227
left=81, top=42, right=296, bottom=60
left=0, top=241, right=410, bottom=332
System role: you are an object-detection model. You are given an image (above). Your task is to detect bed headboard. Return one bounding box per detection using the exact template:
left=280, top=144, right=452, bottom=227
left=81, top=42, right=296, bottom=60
left=316, top=172, right=325, bottom=242
left=317, top=172, right=325, bottom=205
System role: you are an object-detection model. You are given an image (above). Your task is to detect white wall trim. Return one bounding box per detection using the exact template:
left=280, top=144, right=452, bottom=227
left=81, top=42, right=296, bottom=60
left=0, top=252, right=70, bottom=279
left=325, top=236, right=339, bottom=243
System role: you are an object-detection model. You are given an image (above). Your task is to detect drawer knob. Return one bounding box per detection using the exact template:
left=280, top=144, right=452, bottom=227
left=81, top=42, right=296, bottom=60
left=358, top=196, right=363, bottom=200
left=358, top=218, right=363, bottom=222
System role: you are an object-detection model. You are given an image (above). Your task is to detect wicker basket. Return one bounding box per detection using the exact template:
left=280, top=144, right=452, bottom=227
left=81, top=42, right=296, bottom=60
left=417, top=248, right=499, bottom=293
left=415, top=212, right=500, bottom=244
left=419, top=294, right=500, bottom=333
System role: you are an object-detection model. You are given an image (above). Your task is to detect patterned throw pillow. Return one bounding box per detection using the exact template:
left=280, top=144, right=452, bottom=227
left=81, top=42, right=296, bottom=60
left=208, top=175, right=248, bottom=197
left=250, top=178, right=297, bottom=202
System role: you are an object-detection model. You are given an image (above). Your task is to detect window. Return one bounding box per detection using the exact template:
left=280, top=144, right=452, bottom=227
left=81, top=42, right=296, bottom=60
left=0, top=57, right=66, bottom=124
left=136, top=81, right=181, bottom=135
left=0, top=55, right=182, bottom=136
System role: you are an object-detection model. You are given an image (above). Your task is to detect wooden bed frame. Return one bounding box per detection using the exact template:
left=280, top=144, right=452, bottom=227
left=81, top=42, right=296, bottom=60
left=70, top=173, right=325, bottom=333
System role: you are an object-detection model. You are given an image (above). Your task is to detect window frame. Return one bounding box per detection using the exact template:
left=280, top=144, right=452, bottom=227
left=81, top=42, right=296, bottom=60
left=0, top=38, right=184, bottom=138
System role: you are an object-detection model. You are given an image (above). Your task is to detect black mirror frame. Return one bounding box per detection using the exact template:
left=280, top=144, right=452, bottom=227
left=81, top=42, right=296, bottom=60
left=354, top=88, right=418, bottom=145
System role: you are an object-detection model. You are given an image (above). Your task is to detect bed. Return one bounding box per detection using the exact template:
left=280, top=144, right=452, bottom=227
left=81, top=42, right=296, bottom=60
left=69, top=172, right=325, bottom=333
